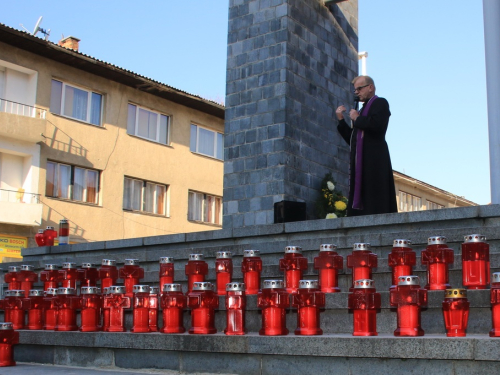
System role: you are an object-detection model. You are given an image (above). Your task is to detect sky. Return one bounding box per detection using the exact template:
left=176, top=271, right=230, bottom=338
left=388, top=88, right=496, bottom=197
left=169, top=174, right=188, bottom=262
left=0, top=0, right=490, bottom=205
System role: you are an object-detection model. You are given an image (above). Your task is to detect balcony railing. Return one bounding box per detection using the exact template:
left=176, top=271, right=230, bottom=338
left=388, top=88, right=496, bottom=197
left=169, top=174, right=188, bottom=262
left=0, top=188, right=41, bottom=204
left=0, top=98, right=46, bottom=119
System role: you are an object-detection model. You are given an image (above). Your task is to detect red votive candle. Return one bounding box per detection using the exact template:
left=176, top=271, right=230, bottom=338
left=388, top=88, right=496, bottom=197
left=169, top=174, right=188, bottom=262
left=422, top=236, right=454, bottom=290
left=119, top=259, right=144, bottom=299
left=185, top=254, right=208, bottom=293
left=390, top=275, right=427, bottom=336
left=159, top=257, right=175, bottom=290
left=347, top=243, right=377, bottom=289
left=388, top=239, right=416, bottom=290
left=225, top=282, right=246, bottom=335
left=442, top=288, right=469, bottom=337
left=279, top=246, right=308, bottom=294
left=80, top=286, right=102, bottom=332
left=99, top=259, right=118, bottom=293
left=292, top=280, right=325, bottom=336
left=0, top=322, right=19, bottom=367
left=313, top=244, right=343, bottom=293
left=40, top=264, right=60, bottom=291
left=241, top=250, right=262, bottom=295
left=216, top=251, right=233, bottom=296
left=258, top=280, right=289, bottom=336
left=348, top=279, right=381, bottom=336
left=462, top=234, right=490, bottom=290
left=161, top=283, right=186, bottom=334
left=188, top=282, right=219, bottom=334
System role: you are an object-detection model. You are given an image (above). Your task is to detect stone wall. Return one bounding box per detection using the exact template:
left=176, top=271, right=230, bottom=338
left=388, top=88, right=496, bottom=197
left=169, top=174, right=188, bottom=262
left=224, top=0, right=358, bottom=228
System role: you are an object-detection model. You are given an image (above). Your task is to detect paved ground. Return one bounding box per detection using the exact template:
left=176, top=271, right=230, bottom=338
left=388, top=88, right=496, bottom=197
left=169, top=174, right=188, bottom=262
left=0, top=363, right=220, bottom=375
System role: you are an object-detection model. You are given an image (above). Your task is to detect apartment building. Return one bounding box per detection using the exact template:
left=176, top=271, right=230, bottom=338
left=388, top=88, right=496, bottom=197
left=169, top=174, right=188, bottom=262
left=0, top=24, right=224, bottom=257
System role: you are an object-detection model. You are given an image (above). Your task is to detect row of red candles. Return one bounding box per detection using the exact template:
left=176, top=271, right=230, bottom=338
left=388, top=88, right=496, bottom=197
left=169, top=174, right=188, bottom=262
left=0, top=235, right=496, bottom=337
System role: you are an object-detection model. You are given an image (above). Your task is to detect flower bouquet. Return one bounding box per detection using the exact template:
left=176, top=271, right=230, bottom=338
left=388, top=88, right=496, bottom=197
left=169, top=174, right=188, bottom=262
left=316, top=173, right=348, bottom=219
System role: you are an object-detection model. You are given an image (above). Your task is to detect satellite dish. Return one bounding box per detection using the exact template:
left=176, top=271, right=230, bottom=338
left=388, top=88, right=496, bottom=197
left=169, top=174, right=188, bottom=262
left=33, top=16, right=43, bottom=36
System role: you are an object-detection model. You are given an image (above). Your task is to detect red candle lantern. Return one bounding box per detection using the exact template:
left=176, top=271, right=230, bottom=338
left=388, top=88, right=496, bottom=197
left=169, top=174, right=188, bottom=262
left=80, top=286, right=102, bottom=332
left=40, top=264, right=60, bottom=291
left=313, top=244, right=343, bottom=293
left=462, top=234, right=490, bottom=290
left=0, top=322, right=18, bottom=367
left=188, top=282, right=219, bottom=334
left=58, top=219, right=70, bottom=245
left=59, top=262, right=81, bottom=289
left=161, top=283, right=186, bottom=334
left=442, top=288, right=470, bottom=337
left=18, top=265, right=38, bottom=295
left=292, top=280, right=325, bottom=336
left=35, top=229, right=46, bottom=247
left=257, top=280, right=289, bottom=336
left=103, top=286, right=131, bottom=332
left=348, top=279, right=381, bottom=336
left=43, top=288, right=58, bottom=330
left=279, top=246, right=308, bottom=294
left=119, top=259, right=144, bottom=298
left=490, top=272, right=500, bottom=337
left=78, top=263, right=100, bottom=290
left=131, top=285, right=151, bottom=333
left=390, top=275, right=427, bottom=336
left=225, top=282, right=246, bottom=335
left=149, top=286, right=159, bottom=332
left=422, top=236, right=454, bottom=290
left=26, top=290, right=45, bottom=330
left=102, top=287, right=111, bottom=331
left=347, top=243, right=378, bottom=289
left=43, top=226, right=57, bottom=246
left=99, top=259, right=118, bottom=292
left=3, top=290, right=25, bottom=330
left=159, top=257, right=175, bottom=290
left=216, top=251, right=233, bottom=296
left=241, top=250, right=262, bottom=295
left=388, top=239, right=416, bottom=290
left=54, top=287, right=79, bottom=331
left=185, top=254, right=208, bottom=293
left=4, top=266, right=21, bottom=290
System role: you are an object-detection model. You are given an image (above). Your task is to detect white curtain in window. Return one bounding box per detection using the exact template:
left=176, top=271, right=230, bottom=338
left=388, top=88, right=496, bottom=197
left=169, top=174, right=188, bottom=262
left=64, top=86, right=88, bottom=121
left=198, top=127, right=215, bottom=156
left=58, top=164, right=71, bottom=199
left=188, top=192, right=202, bottom=221
left=73, top=168, right=85, bottom=201
left=145, top=182, right=155, bottom=213
left=124, top=178, right=142, bottom=210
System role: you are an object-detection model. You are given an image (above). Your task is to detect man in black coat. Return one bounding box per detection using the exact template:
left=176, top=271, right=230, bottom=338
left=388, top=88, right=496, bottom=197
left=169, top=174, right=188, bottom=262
left=335, top=75, right=398, bottom=216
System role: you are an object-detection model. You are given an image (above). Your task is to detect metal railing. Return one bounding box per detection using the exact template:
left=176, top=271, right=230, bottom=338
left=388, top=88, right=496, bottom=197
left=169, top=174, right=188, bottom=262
left=0, top=188, right=41, bottom=204
left=0, top=98, right=46, bottom=119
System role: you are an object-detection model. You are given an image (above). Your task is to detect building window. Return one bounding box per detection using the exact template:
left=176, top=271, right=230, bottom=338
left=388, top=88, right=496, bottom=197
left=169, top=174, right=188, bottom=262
left=188, top=191, right=222, bottom=225
left=50, top=79, right=102, bottom=125
left=46, top=161, right=99, bottom=204
left=398, top=191, right=421, bottom=212
left=190, top=124, right=223, bottom=160
left=427, top=200, right=445, bottom=210
left=123, top=177, right=167, bottom=215
left=127, top=104, right=170, bottom=145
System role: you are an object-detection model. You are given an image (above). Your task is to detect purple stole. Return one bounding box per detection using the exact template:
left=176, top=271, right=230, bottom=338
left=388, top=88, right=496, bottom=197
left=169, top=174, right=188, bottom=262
left=352, top=95, right=378, bottom=210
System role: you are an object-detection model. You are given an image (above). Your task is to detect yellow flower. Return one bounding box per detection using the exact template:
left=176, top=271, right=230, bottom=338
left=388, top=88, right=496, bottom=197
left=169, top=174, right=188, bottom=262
left=326, top=213, right=337, bottom=219
left=334, top=201, right=347, bottom=211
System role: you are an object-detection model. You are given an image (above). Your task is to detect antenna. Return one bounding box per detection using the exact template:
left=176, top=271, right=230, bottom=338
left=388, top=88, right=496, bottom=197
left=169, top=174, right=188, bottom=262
left=33, top=16, right=43, bottom=35
left=20, top=16, right=51, bottom=40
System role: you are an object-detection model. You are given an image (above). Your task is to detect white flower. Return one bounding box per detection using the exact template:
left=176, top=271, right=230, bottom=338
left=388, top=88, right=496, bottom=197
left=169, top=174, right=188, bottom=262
left=327, top=181, right=335, bottom=191
left=326, top=213, right=337, bottom=219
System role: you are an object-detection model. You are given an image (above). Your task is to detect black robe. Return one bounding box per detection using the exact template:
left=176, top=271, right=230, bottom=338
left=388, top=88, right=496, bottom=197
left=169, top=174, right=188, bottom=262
left=337, top=97, right=398, bottom=216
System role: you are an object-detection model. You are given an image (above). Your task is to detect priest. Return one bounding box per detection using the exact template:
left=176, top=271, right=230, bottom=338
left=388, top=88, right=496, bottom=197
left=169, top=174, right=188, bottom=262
left=335, top=75, right=398, bottom=216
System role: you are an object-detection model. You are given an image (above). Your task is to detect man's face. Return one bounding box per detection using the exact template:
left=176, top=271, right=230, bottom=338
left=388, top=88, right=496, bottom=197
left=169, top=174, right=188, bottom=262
left=353, top=78, right=373, bottom=102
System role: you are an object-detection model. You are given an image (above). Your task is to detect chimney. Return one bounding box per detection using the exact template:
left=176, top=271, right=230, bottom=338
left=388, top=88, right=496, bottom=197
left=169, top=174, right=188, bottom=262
left=58, top=36, right=80, bottom=51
